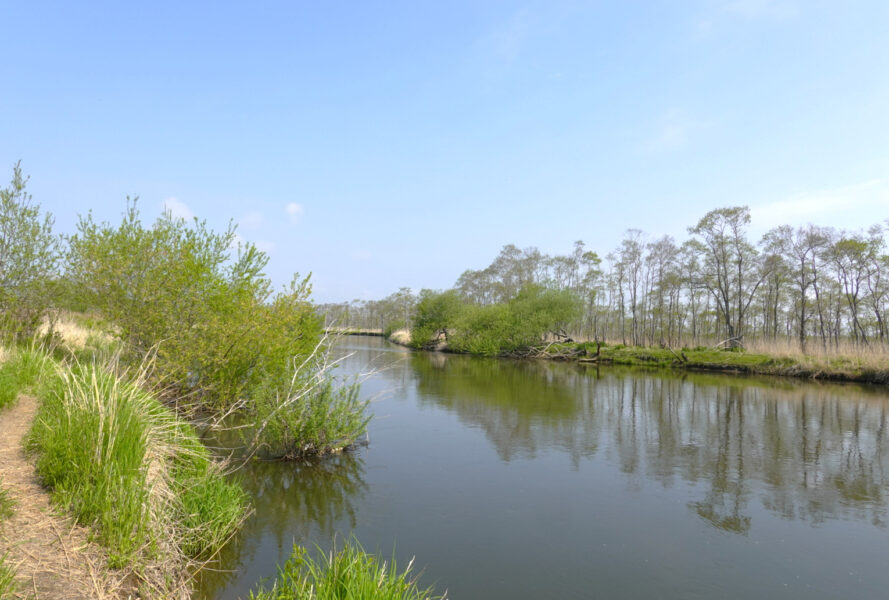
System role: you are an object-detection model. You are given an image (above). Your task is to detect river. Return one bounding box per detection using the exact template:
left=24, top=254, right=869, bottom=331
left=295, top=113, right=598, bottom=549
left=197, top=336, right=889, bottom=599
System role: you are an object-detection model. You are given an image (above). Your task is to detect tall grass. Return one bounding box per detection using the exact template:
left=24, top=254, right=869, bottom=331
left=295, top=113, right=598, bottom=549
left=746, top=338, right=889, bottom=372
left=0, top=345, right=52, bottom=409
left=0, top=480, right=17, bottom=597
left=26, top=357, right=248, bottom=592
left=0, top=552, right=16, bottom=599
left=249, top=540, right=447, bottom=600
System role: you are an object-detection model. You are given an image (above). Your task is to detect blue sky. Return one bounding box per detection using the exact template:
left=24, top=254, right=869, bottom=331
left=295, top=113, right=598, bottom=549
left=2, top=1, right=888, bottom=302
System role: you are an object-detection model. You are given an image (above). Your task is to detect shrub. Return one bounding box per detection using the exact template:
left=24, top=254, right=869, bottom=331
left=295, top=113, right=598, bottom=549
left=67, top=202, right=321, bottom=409
left=250, top=342, right=370, bottom=459
left=0, top=162, right=62, bottom=342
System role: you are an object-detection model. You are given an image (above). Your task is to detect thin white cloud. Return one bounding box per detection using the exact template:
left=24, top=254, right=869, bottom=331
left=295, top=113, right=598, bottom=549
left=240, top=211, right=264, bottom=230
left=479, top=9, right=533, bottom=62
left=229, top=232, right=246, bottom=251
left=641, top=111, right=705, bottom=153
left=285, top=202, right=304, bottom=224
left=162, top=197, right=193, bottom=220
left=750, top=179, right=889, bottom=233
left=255, top=241, right=276, bottom=254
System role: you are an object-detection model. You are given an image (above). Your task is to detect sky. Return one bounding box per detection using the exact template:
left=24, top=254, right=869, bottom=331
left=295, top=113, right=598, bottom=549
left=2, top=1, right=888, bottom=303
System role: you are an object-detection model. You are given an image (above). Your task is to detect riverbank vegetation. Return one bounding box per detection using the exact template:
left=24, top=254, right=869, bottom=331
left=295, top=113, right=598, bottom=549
left=0, top=162, right=374, bottom=596
left=25, top=352, right=248, bottom=595
left=321, top=206, right=889, bottom=379
left=249, top=540, right=446, bottom=600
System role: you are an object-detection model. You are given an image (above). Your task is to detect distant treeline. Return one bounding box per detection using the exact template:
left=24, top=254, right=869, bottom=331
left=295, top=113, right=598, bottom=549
left=319, top=206, right=889, bottom=352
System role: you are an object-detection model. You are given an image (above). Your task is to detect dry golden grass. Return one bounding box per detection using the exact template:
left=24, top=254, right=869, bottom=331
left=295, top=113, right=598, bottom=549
left=388, top=328, right=411, bottom=345
left=36, top=312, right=116, bottom=352
left=746, top=338, right=889, bottom=371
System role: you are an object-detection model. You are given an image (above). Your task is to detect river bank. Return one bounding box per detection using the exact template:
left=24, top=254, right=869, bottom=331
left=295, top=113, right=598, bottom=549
left=374, top=331, right=889, bottom=386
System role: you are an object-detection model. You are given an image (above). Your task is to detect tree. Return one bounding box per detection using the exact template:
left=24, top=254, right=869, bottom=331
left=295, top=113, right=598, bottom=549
left=688, top=206, right=771, bottom=347
left=0, top=162, right=61, bottom=340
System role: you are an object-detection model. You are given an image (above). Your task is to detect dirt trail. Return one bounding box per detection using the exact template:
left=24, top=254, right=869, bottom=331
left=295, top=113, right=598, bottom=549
left=0, top=395, right=134, bottom=599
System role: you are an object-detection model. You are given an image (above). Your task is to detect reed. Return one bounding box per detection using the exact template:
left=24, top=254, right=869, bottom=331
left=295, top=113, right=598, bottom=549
left=249, top=540, right=446, bottom=600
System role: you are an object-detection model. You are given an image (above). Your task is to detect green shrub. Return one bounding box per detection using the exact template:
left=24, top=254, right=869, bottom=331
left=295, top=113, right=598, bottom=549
left=250, top=540, right=446, bottom=600
left=67, top=202, right=321, bottom=410
left=0, top=162, right=62, bottom=343
left=251, top=362, right=370, bottom=460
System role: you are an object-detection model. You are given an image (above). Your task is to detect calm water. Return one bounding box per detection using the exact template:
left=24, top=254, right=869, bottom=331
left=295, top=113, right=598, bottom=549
left=198, top=336, right=889, bottom=599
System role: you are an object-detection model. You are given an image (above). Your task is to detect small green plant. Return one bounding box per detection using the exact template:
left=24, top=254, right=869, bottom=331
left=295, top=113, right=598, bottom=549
left=250, top=540, right=446, bottom=600
left=0, top=480, right=14, bottom=520
left=0, top=552, right=18, bottom=598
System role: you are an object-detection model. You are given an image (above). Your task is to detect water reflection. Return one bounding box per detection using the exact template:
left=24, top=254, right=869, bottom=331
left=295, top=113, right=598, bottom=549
left=195, top=452, right=367, bottom=599
left=408, top=351, right=889, bottom=532
left=200, top=339, right=889, bottom=599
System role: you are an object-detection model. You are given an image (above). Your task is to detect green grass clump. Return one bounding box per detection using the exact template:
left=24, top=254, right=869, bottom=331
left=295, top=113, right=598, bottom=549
left=0, top=480, right=17, bottom=598
left=26, top=361, right=248, bottom=575
left=250, top=540, right=446, bottom=600
left=0, top=346, right=52, bottom=409
left=0, top=480, right=14, bottom=521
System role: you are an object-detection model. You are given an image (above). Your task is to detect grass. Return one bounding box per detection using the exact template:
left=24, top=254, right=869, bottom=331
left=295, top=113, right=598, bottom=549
left=26, top=355, right=248, bottom=593
left=0, top=345, right=52, bottom=410
left=0, top=480, right=14, bottom=521
left=0, top=480, right=17, bottom=598
left=249, top=540, right=446, bottom=600
left=511, top=338, right=889, bottom=384
left=0, top=552, right=17, bottom=599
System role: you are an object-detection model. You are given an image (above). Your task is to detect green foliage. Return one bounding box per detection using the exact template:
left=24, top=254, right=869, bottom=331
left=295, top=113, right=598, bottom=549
left=0, top=480, right=14, bottom=521
left=67, top=201, right=321, bottom=409
left=251, top=360, right=370, bottom=459
left=444, top=285, right=583, bottom=356
left=447, top=303, right=513, bottom=356
left=0, top=346, right=53, bottom=409
left=0, top=552, right=17, bottom=598
left=26, top=358, right=247, bottom=570
left=409, top=289, right=463, bottom=348
left=0, top=162, right=61, bottom=341
left=250, top=540, right=446, bottom=600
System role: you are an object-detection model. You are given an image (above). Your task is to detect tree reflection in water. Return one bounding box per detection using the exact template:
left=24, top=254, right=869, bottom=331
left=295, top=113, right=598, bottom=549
left=408, top=351, right=889, bottom=533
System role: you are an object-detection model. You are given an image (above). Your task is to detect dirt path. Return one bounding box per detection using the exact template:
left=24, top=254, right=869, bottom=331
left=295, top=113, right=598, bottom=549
left=0, top=395, right=134, bottom=599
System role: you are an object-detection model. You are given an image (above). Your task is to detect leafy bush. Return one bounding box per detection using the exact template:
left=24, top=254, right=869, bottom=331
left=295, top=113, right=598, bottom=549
left=0, top=163, right=62, bottom=342
left=250, top=344, right=370, bottom=459
left=250, top=540, right=446, bottom=600
left=431, top=285, right=583, bottom=356
left=67, top=202, right=321, bottom=409
left=409, top=290, right=463, bottom=348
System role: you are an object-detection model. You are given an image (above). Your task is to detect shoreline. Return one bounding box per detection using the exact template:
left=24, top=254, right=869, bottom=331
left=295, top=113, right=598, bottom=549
left=382, top=335, right=889, bottom=386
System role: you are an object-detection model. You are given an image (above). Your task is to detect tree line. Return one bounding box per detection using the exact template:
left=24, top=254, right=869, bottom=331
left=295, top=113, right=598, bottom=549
left=320, top=206, right=889, bottom=352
